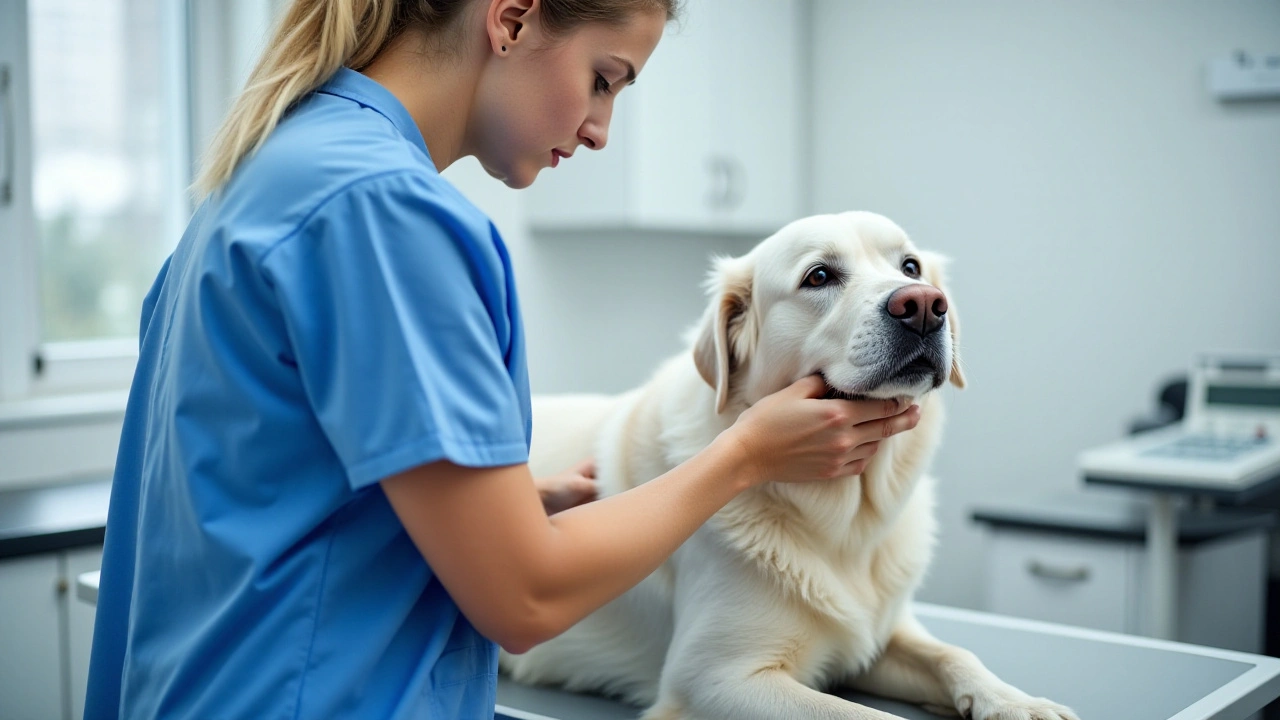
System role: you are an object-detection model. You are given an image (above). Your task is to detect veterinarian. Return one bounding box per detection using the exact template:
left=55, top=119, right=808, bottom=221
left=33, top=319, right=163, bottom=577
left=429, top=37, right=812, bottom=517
left=85, top=0, right=923, bottom=717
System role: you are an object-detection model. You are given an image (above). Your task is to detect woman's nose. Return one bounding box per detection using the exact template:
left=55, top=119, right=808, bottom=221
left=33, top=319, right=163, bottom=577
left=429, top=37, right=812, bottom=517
left=579, top=107, right=612, bottom=151
left=578, top=125, right=607, bottom=151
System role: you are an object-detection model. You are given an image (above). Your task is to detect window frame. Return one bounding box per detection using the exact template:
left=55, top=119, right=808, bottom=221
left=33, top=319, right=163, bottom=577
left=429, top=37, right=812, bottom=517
left=0, top=0, right=191, bottom=401
left=0, top=0, right=281, bottom=407
left=0, top=0, right=282, bottom=490
left=0, top=0, right=40, bottom=404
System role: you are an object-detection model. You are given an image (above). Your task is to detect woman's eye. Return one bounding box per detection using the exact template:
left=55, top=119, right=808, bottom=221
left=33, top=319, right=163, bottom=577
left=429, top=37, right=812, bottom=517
left=803, top=267, right=830, bottom=288
left=595, top=73, right=613, bottom=95
left=902, top=258, right=921, bottom=278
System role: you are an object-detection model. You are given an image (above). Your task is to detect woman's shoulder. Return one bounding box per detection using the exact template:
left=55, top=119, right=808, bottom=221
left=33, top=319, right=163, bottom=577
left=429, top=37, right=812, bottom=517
left=216, top=95, right=491, bottom=248
left=240, top=94, right=432, bottom=198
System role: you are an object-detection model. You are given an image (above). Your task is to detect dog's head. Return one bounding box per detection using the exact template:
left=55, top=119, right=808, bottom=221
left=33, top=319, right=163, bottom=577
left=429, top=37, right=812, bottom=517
left=692, top=212, right=965, bottom=414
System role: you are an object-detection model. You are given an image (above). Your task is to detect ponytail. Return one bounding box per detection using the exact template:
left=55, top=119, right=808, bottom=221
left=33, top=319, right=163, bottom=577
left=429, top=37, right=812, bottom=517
left=193, top=0, right=397, bottom=198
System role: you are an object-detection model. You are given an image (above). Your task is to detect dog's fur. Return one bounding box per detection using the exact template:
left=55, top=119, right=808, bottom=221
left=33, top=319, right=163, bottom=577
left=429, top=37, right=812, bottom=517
left=502, top=213, right=1078, bottom=720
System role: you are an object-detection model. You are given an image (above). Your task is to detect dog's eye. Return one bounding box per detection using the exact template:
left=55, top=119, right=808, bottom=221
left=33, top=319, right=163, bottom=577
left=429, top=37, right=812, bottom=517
left=902, top=258, right=922, bottom=279
left=802, top=267, right=830, bottom=288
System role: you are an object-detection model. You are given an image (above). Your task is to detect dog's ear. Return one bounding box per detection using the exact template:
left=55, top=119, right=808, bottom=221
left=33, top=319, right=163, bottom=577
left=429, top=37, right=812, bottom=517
left=920, top=250, right=966, bottom=389
left=692, top=256, right=754, bottom=413
left=946, top=302, right=966, bottom=389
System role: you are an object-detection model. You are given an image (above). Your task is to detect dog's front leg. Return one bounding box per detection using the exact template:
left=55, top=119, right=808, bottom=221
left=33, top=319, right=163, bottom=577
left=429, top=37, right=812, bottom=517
left=646, top=664, right=912, bottom=720
left=847, top=613, right=1080, bottom=720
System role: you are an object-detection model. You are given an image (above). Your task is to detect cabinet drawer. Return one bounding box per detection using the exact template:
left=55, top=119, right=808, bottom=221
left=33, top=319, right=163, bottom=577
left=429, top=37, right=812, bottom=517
left=984, top=530, right=1132, bottom=633
left=0, top=554, right=64, bottom=720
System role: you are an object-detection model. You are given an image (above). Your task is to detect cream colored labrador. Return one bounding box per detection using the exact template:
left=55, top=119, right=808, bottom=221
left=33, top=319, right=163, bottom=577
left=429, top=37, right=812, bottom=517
left=502, top=212, right=1078, bottom=720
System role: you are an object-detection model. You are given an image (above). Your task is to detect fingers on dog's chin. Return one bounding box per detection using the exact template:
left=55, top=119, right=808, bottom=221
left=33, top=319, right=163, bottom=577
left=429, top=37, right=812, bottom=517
left=799, top=373, right=828, bottom=396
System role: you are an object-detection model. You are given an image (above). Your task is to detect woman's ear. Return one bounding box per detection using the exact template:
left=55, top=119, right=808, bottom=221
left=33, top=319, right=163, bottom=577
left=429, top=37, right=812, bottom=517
left=692, top=257, right=755, bottom=414
left=919, top=250, right=966, bottom=389
left=485, top=0, right=537, bottom=55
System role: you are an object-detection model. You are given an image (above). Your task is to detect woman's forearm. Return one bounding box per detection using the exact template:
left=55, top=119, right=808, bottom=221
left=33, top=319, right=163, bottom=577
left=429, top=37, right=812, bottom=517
left=526, top=435, right=752, bottom=641
left=381, top=436, right=752, bottom=654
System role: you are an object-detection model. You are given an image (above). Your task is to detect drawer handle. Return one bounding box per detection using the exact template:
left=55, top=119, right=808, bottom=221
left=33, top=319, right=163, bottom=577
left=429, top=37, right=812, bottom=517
left=1026, top=560, right=1090, bottom=583
left=1, top=65, right=13, bottom=206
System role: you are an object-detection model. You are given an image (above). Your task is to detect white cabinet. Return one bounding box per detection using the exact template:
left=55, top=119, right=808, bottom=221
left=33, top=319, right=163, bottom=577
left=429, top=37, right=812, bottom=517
left=0, top=546, right=103, bottom=720
left=0, top=554, right=64, bottom=720
left=526, top=0, right=803, bottom=235
left=982, top=528, right=1266, bottom=653
left=987, top=531, right=1134, bottom=634
left=66, top=547, right=102, bottom=720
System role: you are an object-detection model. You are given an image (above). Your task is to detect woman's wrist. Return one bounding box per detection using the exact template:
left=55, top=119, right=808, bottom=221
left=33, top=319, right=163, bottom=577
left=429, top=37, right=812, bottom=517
left=706, top=427, right=762, bottom=494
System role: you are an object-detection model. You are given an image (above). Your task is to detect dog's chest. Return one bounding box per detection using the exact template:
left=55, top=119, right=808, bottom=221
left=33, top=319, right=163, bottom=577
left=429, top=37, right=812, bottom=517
left=709, top=485, right=937, bottom=684
left=808, top=540, right=925, bottom=669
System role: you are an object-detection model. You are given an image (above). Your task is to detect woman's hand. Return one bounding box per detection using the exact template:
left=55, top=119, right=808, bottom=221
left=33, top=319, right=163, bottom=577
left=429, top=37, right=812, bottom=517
left=720, top=374, right=921, bottom=488
left=535, top=458, right=599, bottom=515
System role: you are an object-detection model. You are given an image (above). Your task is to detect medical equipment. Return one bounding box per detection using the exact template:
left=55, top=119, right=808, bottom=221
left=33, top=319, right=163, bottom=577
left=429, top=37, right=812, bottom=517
left=1079, top=354, right=1280, bottom=497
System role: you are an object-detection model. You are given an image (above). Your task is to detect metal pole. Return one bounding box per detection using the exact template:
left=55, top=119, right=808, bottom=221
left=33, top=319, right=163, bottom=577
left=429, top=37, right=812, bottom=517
left=1148, top=493, right=1178, bottom=640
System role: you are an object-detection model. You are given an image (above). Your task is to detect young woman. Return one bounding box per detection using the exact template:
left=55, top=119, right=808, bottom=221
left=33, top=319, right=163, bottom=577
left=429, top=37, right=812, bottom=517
left=85, top=0, right=922, bottom=717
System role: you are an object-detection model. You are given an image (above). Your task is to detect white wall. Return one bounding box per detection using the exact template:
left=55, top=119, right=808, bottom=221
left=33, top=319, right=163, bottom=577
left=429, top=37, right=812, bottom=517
left=444, top=158, right=760, bottom=395
left=811, top=0, right=1280, bottom=608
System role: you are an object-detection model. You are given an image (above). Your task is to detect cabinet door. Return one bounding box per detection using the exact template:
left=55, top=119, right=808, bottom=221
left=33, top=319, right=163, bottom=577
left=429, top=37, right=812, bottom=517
left=632, top=0, right=715, bottom=229
left=708, top=0, right=802, bottom=233
left=637, top=0, right=801, bottom=233
left=985, top=530, right=1132, bottom=633
left=65, top=546, right=103, bottom=720
left=0, top=555, right=65, bottom=720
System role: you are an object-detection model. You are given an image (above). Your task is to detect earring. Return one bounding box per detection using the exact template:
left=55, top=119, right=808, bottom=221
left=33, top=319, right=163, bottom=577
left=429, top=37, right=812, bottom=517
left=501, top=45, right=507, bottom=52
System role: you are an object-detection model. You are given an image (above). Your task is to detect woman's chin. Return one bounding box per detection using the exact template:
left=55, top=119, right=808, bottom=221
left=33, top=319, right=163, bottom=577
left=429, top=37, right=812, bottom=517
left=478, top=156, right=539, bottom=189
left=504, top=166, right=539, bottom=190
left=505, top=176, right=535, bottom=190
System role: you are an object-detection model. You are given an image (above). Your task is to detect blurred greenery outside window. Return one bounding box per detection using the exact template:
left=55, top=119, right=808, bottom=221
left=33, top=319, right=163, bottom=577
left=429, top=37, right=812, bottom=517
left=30, top=0, right=183, bottom=344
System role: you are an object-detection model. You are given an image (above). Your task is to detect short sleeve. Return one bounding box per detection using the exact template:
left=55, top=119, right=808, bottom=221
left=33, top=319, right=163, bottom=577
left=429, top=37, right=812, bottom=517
left=260, top=172, right=529, bottom=489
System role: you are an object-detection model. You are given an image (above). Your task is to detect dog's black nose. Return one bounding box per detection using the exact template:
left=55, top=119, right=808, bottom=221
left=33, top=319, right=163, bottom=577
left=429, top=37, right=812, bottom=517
left=886, top=284, right=947, bottom=337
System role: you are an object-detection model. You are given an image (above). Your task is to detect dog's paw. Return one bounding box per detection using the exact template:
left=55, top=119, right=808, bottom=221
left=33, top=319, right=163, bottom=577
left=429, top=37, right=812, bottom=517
left=639, top=700, right=685, bottom=720
left=956, top=689, right=1080, bottom=720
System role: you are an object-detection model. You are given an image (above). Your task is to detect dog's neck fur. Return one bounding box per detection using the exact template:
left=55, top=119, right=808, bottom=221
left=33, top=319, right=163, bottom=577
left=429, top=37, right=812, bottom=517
left=722, top=391, right=941, bottom=554
left=652, top=355, right=944, bottom=626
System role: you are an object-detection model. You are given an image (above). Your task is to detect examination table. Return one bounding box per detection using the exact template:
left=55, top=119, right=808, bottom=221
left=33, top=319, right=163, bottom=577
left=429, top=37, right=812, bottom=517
left=76, top=574, right=1280, bottom=719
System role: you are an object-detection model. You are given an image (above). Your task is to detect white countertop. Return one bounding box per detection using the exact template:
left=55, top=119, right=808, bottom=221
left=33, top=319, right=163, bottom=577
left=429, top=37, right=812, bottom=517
left=76, top=570, right=99, bottom=605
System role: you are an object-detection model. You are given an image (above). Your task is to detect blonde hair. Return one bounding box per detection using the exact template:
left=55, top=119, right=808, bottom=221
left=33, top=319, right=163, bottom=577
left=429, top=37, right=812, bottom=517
left=193, top=0, right=679, bottom=199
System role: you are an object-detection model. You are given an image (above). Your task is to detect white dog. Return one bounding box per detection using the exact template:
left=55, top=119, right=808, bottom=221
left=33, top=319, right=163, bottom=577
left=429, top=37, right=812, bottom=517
left=502, top=212, right=1079, bottom=720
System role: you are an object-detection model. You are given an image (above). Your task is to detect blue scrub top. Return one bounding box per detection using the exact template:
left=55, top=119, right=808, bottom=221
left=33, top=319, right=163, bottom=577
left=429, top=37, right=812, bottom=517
left=85, top=67, right=532, bottom=719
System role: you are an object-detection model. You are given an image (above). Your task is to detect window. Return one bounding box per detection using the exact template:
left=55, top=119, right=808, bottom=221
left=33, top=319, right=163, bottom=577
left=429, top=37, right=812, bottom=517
left=31, top=0, right=188, bottom=345
left=0, top=0, right=280, bottom=403
left=0, top=0, right=187, bottom=399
